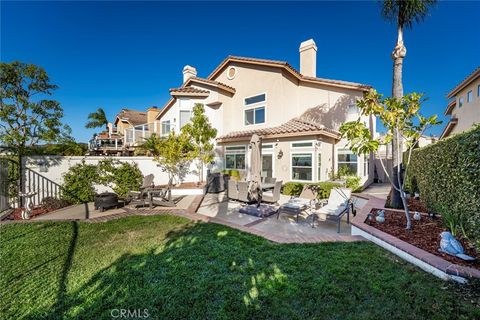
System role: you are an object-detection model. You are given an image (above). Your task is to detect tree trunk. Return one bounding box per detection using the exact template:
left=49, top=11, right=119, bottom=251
left=390, top=24, right=406, bottom=209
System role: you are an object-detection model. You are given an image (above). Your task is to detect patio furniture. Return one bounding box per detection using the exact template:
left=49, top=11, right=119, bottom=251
left=262, top=180, right=282, bottom=203
left=94, top=192, right=119, bottom=212
left=148, top=187, right=176, bottom=208
left=277, top=184, right=318, bottom=222
left=237, top=181, right=250, bottom=203
left=205, top=172, right=228, bottom=194
left=277, top=202, right=306, bottom=222
left=311, top=188, right=352, bottom=233
left=227, top=180, right=239, bottom=201
left=125, top=174, right=155, bottom=207
left=264, top=177, right=276, bottom=184
left=261, top=182, right=275, bottom=191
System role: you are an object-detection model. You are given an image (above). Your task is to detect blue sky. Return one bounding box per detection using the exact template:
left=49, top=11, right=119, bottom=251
left=2, top=1, right=479, bottom=143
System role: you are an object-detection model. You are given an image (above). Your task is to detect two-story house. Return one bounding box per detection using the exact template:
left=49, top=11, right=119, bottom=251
left=155, top=39, right=376, bottom=186
left=441, top=67, right=480, bottom=139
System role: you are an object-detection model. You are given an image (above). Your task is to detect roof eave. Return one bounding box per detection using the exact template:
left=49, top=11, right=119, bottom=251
left=217, top=130, right=340, bottom=144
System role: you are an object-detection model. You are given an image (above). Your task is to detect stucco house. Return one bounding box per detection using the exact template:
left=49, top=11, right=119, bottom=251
left=153, top=39, right=376, bottom=187
left=440, top=67, right=480, bottom=139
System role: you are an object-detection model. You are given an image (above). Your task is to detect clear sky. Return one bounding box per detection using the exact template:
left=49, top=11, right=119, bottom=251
left=2, top=1, right=479, bottom=143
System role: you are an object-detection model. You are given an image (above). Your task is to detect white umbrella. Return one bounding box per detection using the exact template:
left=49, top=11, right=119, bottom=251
left=248, top=134, right=262, bottom=205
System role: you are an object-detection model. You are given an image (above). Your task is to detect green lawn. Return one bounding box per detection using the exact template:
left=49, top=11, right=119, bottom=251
left=0, top=216, right=478, bottom=320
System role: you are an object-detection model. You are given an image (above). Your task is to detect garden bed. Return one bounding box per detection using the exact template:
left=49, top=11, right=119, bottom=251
left=5, top=207, right=55, bottom=220
left=366, top=208, right=479, bottom=270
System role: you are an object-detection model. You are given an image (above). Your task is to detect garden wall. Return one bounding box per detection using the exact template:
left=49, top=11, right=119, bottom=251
left=23, top=156, right=201, bottom=204
left=406, top=125, right=480, bottom=248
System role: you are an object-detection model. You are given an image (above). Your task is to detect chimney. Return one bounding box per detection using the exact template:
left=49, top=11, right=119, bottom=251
left=299, top=39, right=317, bottom=77
left=147, top=106, right=159, bottom=123
left=183, top=65, right=197, bottom=83
left=107, top=122, right=113, bottom=137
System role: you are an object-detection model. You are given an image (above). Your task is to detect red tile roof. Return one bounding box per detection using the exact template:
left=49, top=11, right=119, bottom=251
left=114, top=109, right=148, bottom=126
left=169, top=87, right=210, bottom=94
left=216, top=118, right=340, bottom=143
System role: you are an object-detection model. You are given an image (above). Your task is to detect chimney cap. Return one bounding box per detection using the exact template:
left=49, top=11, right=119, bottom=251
left=148, top=106, right=158, bottom=110
left=183, top=65, right=196, bottom=72
left=299, top=39, right=317, bottom=52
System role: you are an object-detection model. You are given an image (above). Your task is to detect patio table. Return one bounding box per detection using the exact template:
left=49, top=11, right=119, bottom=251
left=277, top=201, right=307, bottom=223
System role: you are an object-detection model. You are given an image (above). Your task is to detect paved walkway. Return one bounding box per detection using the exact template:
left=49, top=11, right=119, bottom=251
left=359, top=183, right=390, bottom=200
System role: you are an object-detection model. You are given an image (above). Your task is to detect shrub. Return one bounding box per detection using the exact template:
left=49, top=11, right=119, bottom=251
left=281, top=181, right=343, bottom=199
left=61, top=161, right=98, bottom=204
left=109, top=162, right=143, bottom=197
left=41, top=197, right=71, bottom=211
left=221, top=169, right=241, bottom=181
left=345, top=176, right=362, bottom=193
left=406, top=125, right=480, bottom=249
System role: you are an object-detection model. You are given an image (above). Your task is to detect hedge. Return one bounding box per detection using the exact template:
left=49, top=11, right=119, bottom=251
left=406, top=125, right=480, bottom=249
left=281, top=181, right=343, bottom=199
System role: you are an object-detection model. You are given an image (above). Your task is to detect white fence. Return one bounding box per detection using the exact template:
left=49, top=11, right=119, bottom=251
left=24, top=156, right=202, bottom=204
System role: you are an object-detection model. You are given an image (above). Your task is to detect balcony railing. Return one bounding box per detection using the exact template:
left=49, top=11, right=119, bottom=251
left=124, top=121, right=161, bottom=146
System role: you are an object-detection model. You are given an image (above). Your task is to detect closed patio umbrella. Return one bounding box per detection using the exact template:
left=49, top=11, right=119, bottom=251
left=248, top=134, right=262, bottom=205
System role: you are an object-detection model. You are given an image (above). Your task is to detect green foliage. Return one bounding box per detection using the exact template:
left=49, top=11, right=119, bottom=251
left=26, top=141, right=88, bottom=156
left=406, top=125, right=480, bottom=248
left=40, top=197, right=71, bottom=211
left=182, top=104, right=217, bottom=182
left=2, top=216, right=477, bottom=319
left=0, top=61, right=71, bottom=157
left=221, top=169, right=241, bottom=181
left=381, top=0, right=438, bottom=30
left=61, top=159, right=143, bottom=203
left=346, top=176, right=362, bottom=193
left=61, top=160, right=98, bottom=204
left=85, top=107, right=108, bottom=129
left=281, top=181, right=343, bottom=199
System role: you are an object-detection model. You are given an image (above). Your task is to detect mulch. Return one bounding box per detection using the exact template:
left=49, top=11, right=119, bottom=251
left=5, top=207, right=54, bottom=221
left=366, top=209, right=480, bottom=269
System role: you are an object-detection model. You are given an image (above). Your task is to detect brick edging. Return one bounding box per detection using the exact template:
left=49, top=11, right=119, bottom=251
left=351, top=197, right=480, bottom=279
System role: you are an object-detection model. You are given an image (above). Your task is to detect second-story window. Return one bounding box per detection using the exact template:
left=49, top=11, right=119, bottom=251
left=179, top=110, right=192, bottom=129
left=467, top=90, right=473, bottom=103
left=459, top=97, right=464, bottom=108
left=244, top=93, right=266, bottom=125
left=161, top=120, right=171, bottom=136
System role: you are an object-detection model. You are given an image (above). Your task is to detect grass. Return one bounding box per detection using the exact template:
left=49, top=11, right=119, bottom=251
left=0, top=215, right=478, bottom=320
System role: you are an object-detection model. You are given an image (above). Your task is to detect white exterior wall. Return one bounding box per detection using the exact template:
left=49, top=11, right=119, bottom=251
left=24, top=156, right=200, bottom=203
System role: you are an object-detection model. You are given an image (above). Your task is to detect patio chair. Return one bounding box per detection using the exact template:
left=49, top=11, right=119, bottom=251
left=311, top=188, right=352, bottom=233
left=264, top=177, right=277, bottom=184
left=277, top=184, right=318, bottom=222
left=262, top=180, right=282, bottom=204
left=148, top=187, right=176, bottom=208
left=227, top=180, right=239, bottom=201
left=125, top=174, right=155, bottom=207
left=237, top=181, right=250, bottom=203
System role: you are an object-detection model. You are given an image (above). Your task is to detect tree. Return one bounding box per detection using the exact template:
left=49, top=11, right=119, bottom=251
left=140, top=132, right=195, bottom=189
left=182, top=104, right=217, bottom=183
left=85, top=107, right=108, bottom=129
left=380, top=0, right=437, bottom=208
left=0, top=61, right=70, bottom=201
left=340, top=89, right=440, bottom=229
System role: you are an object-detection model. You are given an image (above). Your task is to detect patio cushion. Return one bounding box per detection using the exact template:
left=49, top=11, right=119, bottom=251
left=239, top=204, right=277, bottom=217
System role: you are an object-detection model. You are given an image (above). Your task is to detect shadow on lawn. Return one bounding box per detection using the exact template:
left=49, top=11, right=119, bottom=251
left=26, top=222, right=290, bottom=319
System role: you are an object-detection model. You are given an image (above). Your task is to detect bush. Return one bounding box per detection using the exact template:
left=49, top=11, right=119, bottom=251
left=221, top=169, right=241, bottom=181
left=346, top=176, right=362, bottom=192
left=61, top=161, right=98, bottom=204
left=41, top=197, right=71, bottom=211
left=109, top=162, right=143, bottom=197
left=406, top=125, right=480, bottom=249
left=281, top=181, right=343, bottom=199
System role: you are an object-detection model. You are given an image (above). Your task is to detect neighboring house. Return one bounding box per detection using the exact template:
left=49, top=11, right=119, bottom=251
left=441, top=67, right=480, bottom=139
left=154, top=39, right=377, bottom=186
left=87, top=123, right=124, bottom=156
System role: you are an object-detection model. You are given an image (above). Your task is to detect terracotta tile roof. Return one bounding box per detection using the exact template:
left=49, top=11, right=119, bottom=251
left=216, top=118, right=340, bottom=143
left=114, top=109, right=148, bottom=126
left=447, top=66, right=480, bottom=99
left=440, top=118, right=458, bottom=139
left=208, top=55, right=371, bottom=91
left=169, top=87, right=210, bottom=94
left=187, top=77, right=236, bottom=93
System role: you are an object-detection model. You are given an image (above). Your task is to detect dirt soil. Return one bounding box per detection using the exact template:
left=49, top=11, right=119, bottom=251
left=366, top=208, right=479, bottom=269
left=5, top=207, right=54, bottom=221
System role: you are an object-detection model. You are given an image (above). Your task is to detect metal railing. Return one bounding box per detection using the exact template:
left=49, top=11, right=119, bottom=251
left=124, top=121, right=161, bottom=146
left=24, top=167, right=63, bottom=206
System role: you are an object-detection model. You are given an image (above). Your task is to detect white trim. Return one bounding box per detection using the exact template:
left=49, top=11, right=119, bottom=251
left=224, top=145, right=247, bottom=170
left=243, top=92, right=267, bottom=127
left=226, top=66, right=237, bottom=80
left=290, top=140, right=315, bottom=149
left=261, top=148, right=275, bottom=178
left=244, top=92, right=267, bottom=106
left=290, top=152, right=314, bottom=182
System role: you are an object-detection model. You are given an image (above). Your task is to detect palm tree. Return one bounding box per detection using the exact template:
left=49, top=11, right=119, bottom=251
left=380, top=0, right=437, bottom=208
left=85, top=107, right=108, bottom=129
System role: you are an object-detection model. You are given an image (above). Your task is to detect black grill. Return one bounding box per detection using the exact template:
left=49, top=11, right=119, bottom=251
left=94, top=192, right=119, bottom=212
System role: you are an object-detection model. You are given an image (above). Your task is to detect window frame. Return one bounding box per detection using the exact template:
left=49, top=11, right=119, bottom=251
left=290, top=152, right=314, bottom=182
left=244, top=93, right=267, bottom=126
left=179, top=110, right=192, bottom=129
left=467, top=90, right=473, bottom=103
left=459, top=96, right=464, bottom=108
left=337, top=149, right=358, bottom=176
left=161, top=120, right=171, bottom=136
left=291, top=141, right=314, bottom=149
left=224, top=145, right=247, bottom=170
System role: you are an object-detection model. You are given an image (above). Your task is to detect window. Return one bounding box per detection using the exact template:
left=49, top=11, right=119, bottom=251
left=337, top=149, right=358, bottom=175
left=179, top=110, right=191, bottom=129
left=477, top=85, right=480, bottom=97
left=227, top=67, right=237, bottom=80
left=244, top=93, right=266, bottom=125
left=291, top=153, right=313, bottom=181
left=262, top=144, right=273, bottom=150
left=459, top=97, right=464, bottom=108
left=467, top=90, right=473, bottom=103
left=317, top=153, right=322, bottom=181
left=161, top=120, right=171, bottom=136
left=292, top=141, right=313, bottom=148
left=225, top=146, right=246, bottom=170
left=245, top=107, right=265, bottom=125
left=245, top=94, right=266, bottom=106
